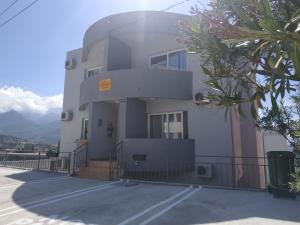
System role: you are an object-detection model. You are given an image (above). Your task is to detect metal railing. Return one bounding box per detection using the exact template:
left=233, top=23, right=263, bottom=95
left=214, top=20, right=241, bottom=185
left=0, top=144, right=88, bottom=175
left=116, top=155, right=300, bottom=190
left=72, top=143, right=88, bottom=174
left=116, top=141, right=124, bottom=177
left=2, top=148, right=298, bottom=191
left=0, top=151, right=71, bottom=173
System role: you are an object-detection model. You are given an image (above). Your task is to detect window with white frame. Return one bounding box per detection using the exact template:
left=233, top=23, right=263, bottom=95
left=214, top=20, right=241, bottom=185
left=150, top=50, right=187, bottom=71
left=86, top=66, right=103, bottom=78
left=149, top=111, right=188, bottom=139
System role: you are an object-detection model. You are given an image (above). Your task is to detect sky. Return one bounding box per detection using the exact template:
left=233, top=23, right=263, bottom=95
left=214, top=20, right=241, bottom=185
left=0, top=0, right=206, bottom=114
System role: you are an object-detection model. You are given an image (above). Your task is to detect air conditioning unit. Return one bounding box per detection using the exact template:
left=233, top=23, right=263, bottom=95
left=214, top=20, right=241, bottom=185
left=194, top=92, right=210, bottom=105
left=65, top=59, right=76, bottom=70
left=61, top=111, right=73, bottom=121
left=195, top=163, right=213, bottom=178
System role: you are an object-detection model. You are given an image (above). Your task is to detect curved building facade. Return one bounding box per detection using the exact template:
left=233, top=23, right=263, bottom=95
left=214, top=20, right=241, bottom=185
left=60, top=11, right=264, bottom=187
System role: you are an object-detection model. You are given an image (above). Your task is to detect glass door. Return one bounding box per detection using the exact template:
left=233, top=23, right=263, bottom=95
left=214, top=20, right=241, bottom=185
left=149, top=112, right=185, bottom=139
left=167, top=112, right=183, bottom=139
left=149, top=115, right=163, bottom=138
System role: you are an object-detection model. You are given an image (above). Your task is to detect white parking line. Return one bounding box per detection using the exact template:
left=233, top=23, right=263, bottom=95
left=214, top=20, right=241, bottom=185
left=0, top=182, right=119, bottom=218
left=139, top=188, right=200, bottom=225
left=0, top=181, right=119, bottom=214
left=117, top=186, right=193, bottom=225
left=0, top=176, right=71, bottom=189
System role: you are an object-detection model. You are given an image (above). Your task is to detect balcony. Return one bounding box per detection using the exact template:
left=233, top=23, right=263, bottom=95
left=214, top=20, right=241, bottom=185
left=80, top=68, right=193, bottom=105
left=122, top=138, right=195, bottom=171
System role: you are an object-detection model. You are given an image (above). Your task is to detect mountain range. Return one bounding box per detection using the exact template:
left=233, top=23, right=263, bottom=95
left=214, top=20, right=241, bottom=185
left=0, top=110, right=60, bottom=144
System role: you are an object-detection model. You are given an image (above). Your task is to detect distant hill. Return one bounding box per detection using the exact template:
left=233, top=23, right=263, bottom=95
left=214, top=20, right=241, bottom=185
left=0, top=110, right=60, bottom=144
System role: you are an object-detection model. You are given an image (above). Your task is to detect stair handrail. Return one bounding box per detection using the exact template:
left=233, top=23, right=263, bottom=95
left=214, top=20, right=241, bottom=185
left=116, top=140, right=124, bottom=177
left=72, top=142, right=88, bottom=174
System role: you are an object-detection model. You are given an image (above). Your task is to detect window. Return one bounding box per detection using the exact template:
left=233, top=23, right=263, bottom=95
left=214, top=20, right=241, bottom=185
left=149, top=50, right=187, bottom=71
left=176, top=113, right=182, bottom=122
left=87, top=66, right=103, bottom=78
left=169, top=50, right=187, bottom=71
left=150, top=55, right=167, bottom=69
left=149, top=112, right=188, bottom=139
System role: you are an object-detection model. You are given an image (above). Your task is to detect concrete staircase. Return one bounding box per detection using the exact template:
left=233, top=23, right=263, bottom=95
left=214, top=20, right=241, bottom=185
left=75, top=160, right=118, bottom=180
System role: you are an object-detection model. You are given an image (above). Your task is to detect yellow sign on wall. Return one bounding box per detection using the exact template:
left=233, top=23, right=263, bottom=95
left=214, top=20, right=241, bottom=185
left=99, top=78, right=111, bottom=92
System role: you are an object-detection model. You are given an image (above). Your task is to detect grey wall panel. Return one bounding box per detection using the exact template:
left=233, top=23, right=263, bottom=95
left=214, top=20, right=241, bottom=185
left=107, top=37, right=131, bottom=71
left=125, top=99, right=147, bottom=138
left=122, top=138, right=195, bottom=171
left=80, top=68, right=193, bottom=105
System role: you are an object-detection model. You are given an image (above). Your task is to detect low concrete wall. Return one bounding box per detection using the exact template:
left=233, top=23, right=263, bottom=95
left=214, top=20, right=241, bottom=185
left=122, top=138, right=195, bottom=171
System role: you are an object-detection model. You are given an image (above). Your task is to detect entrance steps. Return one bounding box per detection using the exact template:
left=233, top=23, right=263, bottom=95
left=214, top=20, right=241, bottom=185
left=75, top=160, right=118, bottom=180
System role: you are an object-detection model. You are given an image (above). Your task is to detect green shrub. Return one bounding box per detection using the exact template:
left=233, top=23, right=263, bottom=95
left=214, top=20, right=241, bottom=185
left=289, top=172, right=300, bottom=193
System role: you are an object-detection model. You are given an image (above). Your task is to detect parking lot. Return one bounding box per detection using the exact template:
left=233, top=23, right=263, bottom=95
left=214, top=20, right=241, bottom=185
left=0, top=167, right=299, bottom=225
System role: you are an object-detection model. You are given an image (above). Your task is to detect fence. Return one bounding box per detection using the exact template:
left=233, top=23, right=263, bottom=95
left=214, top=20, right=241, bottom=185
left=71, top=144, right=88, bottom=174
left=1, top=150, right=299, bottom=191
left=119, top=155, right=300, bottom=190
left=0, top=151, right=71, bottom=173
left=0, top=144, right=87, bottom=175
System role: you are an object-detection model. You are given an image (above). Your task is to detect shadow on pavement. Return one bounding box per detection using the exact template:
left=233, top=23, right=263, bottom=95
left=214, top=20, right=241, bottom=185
left=2, top=169, right=300, bottom=225
left=5, top=169, right=66, bottom=182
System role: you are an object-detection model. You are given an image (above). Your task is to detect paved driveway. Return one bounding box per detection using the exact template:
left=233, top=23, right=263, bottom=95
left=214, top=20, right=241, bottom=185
left=0, top=167, right=299, bottom=225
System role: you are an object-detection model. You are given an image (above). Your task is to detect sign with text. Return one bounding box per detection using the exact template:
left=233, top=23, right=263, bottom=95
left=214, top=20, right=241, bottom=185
left=99, top=78, right=111, bottom=92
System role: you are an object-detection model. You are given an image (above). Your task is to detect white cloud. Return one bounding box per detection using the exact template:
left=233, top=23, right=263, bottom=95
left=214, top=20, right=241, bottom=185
left=0, top=86, right=63, bottom=114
